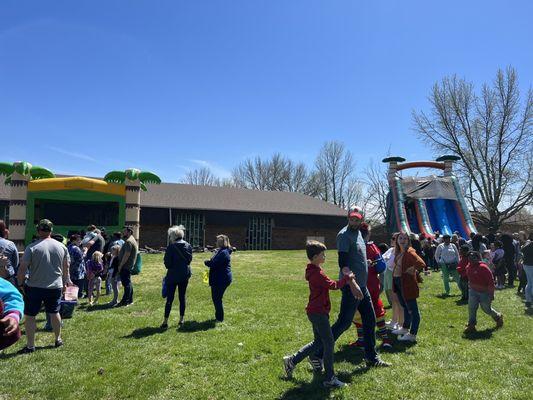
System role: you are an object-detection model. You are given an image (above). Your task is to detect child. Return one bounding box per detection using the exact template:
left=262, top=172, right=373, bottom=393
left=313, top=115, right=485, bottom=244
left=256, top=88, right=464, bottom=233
left=456, top=245, right=470, bottom=302
left=107, top=245, right=122, bottom=307
left=86, top=251, right=104, bottom=305
left=464, top=251, right=503, bottom=333
left=283, top=241, right=354, bottom=388
left=0, top=276, right=24, bottom=350
left=350, top=224, right=392, bottom=349
left=491, top=241, right=506, bottom=289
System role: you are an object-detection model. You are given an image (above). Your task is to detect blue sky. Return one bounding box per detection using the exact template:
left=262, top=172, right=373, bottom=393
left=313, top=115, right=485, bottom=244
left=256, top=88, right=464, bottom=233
left=1, top=1, right=532, bottom=182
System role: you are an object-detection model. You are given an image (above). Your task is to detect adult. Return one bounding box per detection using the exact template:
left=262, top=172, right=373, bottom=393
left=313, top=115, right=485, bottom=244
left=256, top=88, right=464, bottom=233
left=435, top=234, right=461, bottom=296
left=16, top=219, right=72, bottom=353
left=116, top=226, right=138, bottom=307
left=382, top=233, right=404, bottom=330
left=500, top=233, right=516, bottom=287
left=312, top=207, right=390, bottom=369
left=391, top=232, right=426, bottom=342
left=161, top=225, right=193, bottom=329
left=204, top=235, right=232, bottom=322
left=104, top=232, right=124, bottom=295
left=85, top=227, right=105, bottom=261
left=521, top=233, right=533, bottom=308
left=470, top=234, right=487, bottom=256
left=67, top=234, right=85, bottom=297
left=0, top=220, right=19, bottom=286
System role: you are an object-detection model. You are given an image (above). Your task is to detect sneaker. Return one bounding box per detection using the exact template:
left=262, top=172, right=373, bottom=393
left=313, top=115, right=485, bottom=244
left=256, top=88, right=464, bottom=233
left=18, top=346, right=35, bottom=354
left=495, top=314, right=504, bottom=328
left=398, top=333, right=417, bottom=343
left=308, top=357, right=323, bottom=373
left=381, top=339, right=393, bottom=349
left=463, top=324, right=477, bottom=334
left=108, top=300, right=117, bottom=307
left=365, top=358, right=391, bottom=368
left=323, top=376, right=347, bottom=388
left=283, top=356, right=295, bottom=379
left=55, top=339, right=64, bottom=348
left=160, top=322, right=168, bottom=330
left=385, top=320, right=396, bottom=329
left=349, top=340, right=365, bottom=348
left=526, top=302, right=531, bottom=308
left=391, top=327, right=408, bottom=335
left=179, top=318, right=185, bottom=326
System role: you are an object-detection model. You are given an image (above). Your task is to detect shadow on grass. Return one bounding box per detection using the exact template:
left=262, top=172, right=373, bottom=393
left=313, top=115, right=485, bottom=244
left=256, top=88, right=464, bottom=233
left=462, top=328, right=495, bottom=341
left=177, top=319, right=217, bottom=333
left=279, top=370, right=355, bottom=400
left=0, top=344, right=56, bottom=360
left=455, top=299, right=469, bottom=306
left=525, top=307, right=533, bottom=316
left=80, top=303, right=115, bottom=312
left=435, top=293, right=460, bottom=299
left=122, top=326, right=166, bottom=339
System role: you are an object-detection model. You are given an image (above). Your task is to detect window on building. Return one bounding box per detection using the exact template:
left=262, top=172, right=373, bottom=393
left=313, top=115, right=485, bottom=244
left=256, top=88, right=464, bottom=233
left=247, top=216, right=272, bottom=250
left=174, top=212, right=205, bottom=248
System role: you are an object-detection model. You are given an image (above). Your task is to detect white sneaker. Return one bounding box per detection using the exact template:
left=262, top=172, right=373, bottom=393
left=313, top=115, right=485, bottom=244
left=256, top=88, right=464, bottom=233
left=283, top=356, right=295, bottom=378
left=385, top=320, right=396, bottom=329
left=391, top=327, right=409, bottom=335
left=398, top=333, right=417, bottom=342
left=323, top=376, right=347, bottom=388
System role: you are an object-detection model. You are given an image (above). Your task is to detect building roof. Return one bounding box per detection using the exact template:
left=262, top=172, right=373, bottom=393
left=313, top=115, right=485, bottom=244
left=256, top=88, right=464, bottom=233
left=0, top=176, right=347, bottom=217
left=141, top=183, right=347, bottom=217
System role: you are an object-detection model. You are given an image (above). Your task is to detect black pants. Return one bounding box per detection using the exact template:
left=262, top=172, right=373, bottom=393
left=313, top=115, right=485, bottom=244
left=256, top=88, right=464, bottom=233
left=211, top=283, right=230, bottom=322
left=505, top=257, right=517, bottom=286
left=165, top=279, right=189, bottom=318
left=72, top=279, right=85, bottom=298
left=120, top=268, right=133, bottom=304
left=459, top=277, right=469, bottom=300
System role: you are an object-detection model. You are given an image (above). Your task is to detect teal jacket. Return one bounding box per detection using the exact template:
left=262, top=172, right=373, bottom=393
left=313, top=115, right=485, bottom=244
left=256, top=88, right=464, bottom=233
left=0, top=277, right=24, bottom=321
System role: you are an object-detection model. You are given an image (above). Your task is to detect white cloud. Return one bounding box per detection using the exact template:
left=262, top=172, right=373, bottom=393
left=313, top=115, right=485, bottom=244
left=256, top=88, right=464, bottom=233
left=45, top=146, right=98, bottom=162
left=188, top=159, right=232, bottom=178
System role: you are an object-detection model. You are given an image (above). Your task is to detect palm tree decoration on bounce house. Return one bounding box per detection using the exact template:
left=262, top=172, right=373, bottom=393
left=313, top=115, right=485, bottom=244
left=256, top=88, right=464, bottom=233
left=103, top=168, right=161, bottom=240
left=0, top=161, right=55, bottom=249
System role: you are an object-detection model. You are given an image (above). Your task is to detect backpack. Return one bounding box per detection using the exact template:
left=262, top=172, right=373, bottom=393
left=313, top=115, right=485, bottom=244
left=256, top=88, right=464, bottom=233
left=131, top=253, right=142, bottom=275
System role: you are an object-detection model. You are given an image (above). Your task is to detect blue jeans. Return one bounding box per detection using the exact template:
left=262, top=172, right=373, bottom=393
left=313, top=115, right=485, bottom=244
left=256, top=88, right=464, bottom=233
left=468, top=289, right=500, bottom=325
left=393, top=277, right=421, bottom=335
left=211, top=283, right=230, bottom=322
left=524, top=265, right=533, bottom=303
left=314, top=285, right=378, bottom=362
left=291, top=313, right=335, bottom=380
left=120, top=268, right=133, bottom=304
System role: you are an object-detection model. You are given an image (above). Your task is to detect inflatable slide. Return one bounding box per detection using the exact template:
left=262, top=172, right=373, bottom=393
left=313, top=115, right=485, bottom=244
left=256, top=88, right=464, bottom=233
left=383, top=155, right=477, bottom=238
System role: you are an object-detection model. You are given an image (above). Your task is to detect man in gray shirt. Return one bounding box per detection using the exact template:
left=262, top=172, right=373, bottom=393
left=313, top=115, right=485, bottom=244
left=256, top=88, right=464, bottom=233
left=17, top=219, right=72, bottom=353
left=312, top=207, right=390, bottom=369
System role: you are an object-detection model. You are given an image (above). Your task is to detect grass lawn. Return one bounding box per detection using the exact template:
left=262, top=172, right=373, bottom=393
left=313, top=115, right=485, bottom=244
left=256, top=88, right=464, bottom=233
left=1, top=250, right=532, bottom=399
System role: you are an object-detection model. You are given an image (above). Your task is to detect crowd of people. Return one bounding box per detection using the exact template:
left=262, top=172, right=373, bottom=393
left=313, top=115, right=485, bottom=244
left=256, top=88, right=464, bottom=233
left=283, top=207, right=532, bottom=388
left=0, top=218, right=234, bottom=353
left=1, top=212, right=532, bottom=389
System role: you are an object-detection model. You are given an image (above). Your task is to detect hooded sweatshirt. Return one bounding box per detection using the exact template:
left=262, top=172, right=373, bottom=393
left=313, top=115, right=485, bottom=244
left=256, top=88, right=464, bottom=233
left=466, top=261, right=495, bottom=294
left=305, top=263, right=350, bottom=315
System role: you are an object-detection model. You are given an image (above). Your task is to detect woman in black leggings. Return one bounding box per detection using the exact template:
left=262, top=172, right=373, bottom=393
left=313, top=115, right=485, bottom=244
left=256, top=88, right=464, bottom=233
left=161, top=225, right=193, bottom=329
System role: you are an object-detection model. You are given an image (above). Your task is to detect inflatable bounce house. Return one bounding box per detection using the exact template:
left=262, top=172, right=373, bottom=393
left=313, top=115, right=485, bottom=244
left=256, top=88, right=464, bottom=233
left=0, top=161, right=160, bottom=250
left=382, top=155, right=477, bottom=239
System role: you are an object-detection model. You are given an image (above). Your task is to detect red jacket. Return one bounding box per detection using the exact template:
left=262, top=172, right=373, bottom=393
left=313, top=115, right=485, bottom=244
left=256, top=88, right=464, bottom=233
left=457, top=256, right=469, bottom=278
left=466, top=261, right=495, bottom=295
left=305, top=263, right=350, bottom=315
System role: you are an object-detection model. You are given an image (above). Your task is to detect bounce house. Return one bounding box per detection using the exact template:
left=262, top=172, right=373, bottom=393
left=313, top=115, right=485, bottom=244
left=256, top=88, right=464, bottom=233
left=0, top=161, right=160, bottom=250
left=382, top=155, right=477, bottom=238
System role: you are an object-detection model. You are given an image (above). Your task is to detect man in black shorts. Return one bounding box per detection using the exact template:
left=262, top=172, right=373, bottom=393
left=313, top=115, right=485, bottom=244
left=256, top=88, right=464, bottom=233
left=17, top=219, right=72, bottom=353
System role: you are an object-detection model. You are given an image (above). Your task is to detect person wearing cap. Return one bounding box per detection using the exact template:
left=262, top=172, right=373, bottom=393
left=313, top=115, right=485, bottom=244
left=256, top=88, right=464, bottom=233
left=434, top=234, right=460, bottom=297
left=116, top=226, right=138, bottom=307
left=310, top=206, right=390, bottom=370
left=16, top=219, right=72, bottom=353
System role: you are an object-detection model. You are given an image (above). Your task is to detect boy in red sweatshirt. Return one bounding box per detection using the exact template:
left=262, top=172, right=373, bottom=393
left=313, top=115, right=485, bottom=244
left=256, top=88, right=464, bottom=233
left=283, top=240, right=354, bottom=388
left=464, top=251, right=504, bottom=333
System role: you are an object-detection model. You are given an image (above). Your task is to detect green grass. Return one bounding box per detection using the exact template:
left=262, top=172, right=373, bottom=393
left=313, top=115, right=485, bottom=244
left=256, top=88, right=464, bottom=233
left=1, top=251, right=532, bottom=400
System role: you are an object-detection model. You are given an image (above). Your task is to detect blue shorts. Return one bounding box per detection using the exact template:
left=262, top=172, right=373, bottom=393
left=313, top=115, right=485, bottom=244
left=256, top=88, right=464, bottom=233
left=24, top=286, right=62, bottom=316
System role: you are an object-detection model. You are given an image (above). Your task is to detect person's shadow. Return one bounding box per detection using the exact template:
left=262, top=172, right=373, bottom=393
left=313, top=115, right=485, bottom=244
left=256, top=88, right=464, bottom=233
left=462, top=328, right=495, bottom=341
left=177, top=319, right=216, bottom=333
left=122, top=326, right=166, bottom=339
left=279, top=370, right=354, bottom=400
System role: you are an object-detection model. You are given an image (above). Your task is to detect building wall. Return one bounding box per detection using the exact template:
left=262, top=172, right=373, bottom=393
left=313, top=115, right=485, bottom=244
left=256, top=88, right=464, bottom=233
left=272, top=226, right=340, bottom=250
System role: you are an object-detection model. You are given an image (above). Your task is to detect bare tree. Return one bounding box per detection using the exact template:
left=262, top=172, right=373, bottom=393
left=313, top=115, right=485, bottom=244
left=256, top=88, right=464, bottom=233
left=413, top=67, right=533, bottom=230
left=232, top=153, right=316, bottom=193
left=315, top=141, right=355, bottom=206
left=361, top=160, right=389, bottom=223
left=182, top=167, right=222, bottom=186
